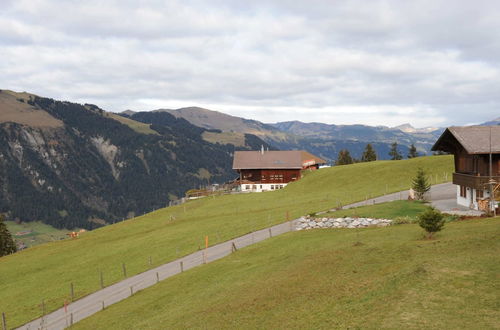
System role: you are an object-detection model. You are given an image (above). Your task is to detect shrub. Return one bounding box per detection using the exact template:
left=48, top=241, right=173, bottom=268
left=412, top=167, right=431, bottom=200
left=417, top=208, right=445, bottom=238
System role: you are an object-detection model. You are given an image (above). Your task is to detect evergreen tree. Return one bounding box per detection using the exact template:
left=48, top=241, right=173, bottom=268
left=389, top=142, right=403, bottom=160
left=408, top=144, right=418, bottom=158
left=0, top=215, right=17, bottom=257
left=412, top=167, right=431, bottom=200
left=417, top=207, right=445, bottom=239
left=361, top=143, right=377, bottom=162
left=336, top=149, right=353, bottom=165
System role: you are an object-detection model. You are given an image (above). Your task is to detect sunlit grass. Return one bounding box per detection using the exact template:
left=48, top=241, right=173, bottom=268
left=73, top=218, right=500, bottom=329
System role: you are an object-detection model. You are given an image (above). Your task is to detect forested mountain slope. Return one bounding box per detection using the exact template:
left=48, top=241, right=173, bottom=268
left=0, top=90, right=267, bottom=229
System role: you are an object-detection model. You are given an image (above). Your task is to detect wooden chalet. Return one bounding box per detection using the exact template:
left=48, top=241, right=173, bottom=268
left=232, top=150, right=326, bottom=192
left=432, top=126, right=500, bottom=212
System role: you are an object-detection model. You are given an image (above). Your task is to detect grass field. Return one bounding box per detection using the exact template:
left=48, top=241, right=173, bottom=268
left=0, top=156, right=454, bottom=327
left=319, top=200, right=430, bottom=220
left=72, top=218, right=500, bottom=329
left=5, top=221, right=73, bottom=248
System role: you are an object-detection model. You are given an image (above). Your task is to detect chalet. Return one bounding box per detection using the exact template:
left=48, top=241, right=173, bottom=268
left=432, top=126, right=500, bottom=212
left=232, top=150, right=326, bottom=192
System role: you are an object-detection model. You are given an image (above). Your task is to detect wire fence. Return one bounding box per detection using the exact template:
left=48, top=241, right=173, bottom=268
left=12, top=220, right=295, bottom=330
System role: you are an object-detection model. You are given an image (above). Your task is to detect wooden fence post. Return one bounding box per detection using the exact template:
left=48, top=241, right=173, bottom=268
left=156, top=272, right=160, bottom=283
left=180, top=261, right=184, bottom=272
left=100, top=270, right=104, bottom=289
left=232, top=242, right=237, bottom=252
left=70, top=282, right=74, bottom=302
left=122, top=263, right=127, bottom=278
left=268, top=228, right=272, bottom=237
left=2, top=312, right=6, bottom=330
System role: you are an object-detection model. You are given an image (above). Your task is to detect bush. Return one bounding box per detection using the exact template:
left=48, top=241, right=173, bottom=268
left=417, top=208, right=445, bottom=238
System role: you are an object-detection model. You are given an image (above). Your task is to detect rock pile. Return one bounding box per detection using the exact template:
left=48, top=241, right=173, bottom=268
left=295, top=215, right=392, bottom=230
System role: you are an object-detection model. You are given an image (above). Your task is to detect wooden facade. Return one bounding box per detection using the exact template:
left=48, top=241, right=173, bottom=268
left=432, top=126, right=500, bottom=211
left=232, top=150, right=326, bottom=192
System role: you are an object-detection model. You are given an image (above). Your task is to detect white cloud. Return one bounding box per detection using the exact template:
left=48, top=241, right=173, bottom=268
left=1, top=0, right=499, bottom=128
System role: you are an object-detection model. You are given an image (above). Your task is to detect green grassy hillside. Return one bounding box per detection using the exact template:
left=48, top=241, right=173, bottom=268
left=0, top=156, right=453, bottom=327
left=73, top=218, right=500, bottom=329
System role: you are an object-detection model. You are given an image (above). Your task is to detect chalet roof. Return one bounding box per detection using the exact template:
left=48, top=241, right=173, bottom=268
left=232, top=150, right=326, bottom=170
left=432, top=126, right=500, bottom=154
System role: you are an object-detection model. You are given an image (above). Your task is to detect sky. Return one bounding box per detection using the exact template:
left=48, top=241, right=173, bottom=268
left=1, top=0, right=499, bottom=127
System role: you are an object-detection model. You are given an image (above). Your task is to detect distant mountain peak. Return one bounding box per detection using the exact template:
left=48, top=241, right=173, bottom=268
left=393, top=123, right=440, bottom=134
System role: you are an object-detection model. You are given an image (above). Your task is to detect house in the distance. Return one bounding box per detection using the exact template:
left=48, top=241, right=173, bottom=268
left=432, top=126, right=500, bottom=212
left=232, top=150, right=326, bottom=192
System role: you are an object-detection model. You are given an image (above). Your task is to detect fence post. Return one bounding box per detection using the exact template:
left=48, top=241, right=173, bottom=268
left=101, top=301, right=105, bottom=311
left=41, top=300, right=46, bottom=317
left=70, top=282, right=74, bottom=302
left=122, top=263, right=127, bottom=278
left=156, top=272, right=160, bottom=283
left=130, top=286, right=133, bottom=296
left=70, top=313, right=73, bottom=326
left=100, top=270, right=104, bottom=289
left=232, top=242, right=237, bottom=252
left=203, top=251, right=207, bottom=264
left=268, top=228, right=272, bottom=238
left=2, top=312, right=6, bottom=330
left=180, top=261, right=184, bottom=272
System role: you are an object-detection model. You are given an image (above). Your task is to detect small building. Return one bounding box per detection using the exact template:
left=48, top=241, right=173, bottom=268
left=432, top=126, right=500, bottom=212
left=232, top=150, right=326, bottom=192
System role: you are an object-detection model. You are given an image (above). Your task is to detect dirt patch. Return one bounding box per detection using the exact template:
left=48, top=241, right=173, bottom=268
left=0, top=90, right=63, bottom=128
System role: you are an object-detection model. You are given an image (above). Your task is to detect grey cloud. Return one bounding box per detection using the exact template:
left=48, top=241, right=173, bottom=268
left=1, top=0, right=499, bottom=127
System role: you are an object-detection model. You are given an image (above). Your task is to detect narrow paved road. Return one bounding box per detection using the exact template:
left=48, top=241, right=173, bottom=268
left=17, top=183, right=459, bottom=330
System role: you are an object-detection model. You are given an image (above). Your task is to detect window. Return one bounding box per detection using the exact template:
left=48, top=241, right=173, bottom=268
left=280, top=185, right=284, bottom=189
left=252, top=185, right=257, bottom=190
left=460, top=186, right=466, bottom=198
left=260, top=185, right=263, bottom=189
left=245, top=185, right=250, bottom=190
left=271, top=185, right=275, bottom=190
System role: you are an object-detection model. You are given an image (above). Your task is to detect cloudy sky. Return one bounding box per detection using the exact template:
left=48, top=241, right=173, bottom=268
left=1, top=0, right=499, bottom=127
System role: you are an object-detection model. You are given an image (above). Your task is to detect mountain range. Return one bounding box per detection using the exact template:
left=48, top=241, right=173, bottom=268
left=0, top=90, right=270, bottom=229
left=124, top=107, right=444, bottom=162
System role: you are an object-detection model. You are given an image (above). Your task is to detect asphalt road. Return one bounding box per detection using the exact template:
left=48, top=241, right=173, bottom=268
left=17, top=182, right=459, bottom=330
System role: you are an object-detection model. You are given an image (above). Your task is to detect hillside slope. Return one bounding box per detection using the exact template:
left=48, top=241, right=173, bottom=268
left=0, top=90, right=266, bottom=229
left=73, top=218, right=500, bottom=329
left=0, top=155, right=453, bottom=328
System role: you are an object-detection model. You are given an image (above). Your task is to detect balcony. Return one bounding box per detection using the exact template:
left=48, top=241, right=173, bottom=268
left=452, top=172, right=500, bottom=189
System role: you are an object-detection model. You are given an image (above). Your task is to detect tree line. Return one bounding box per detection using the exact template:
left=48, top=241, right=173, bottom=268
left=335, top=142, right=419, bottom=165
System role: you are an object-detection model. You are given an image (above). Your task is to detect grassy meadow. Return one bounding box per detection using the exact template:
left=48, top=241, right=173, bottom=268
left=0, top=156, right=453, bottom=327
left=5, top=221, right=73, bottom=248
left=72, top=218, right=500, bottom=329
left=319, top=200, right=430, bottom=220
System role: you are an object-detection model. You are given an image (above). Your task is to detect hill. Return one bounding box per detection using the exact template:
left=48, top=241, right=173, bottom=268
left=73, top=217, right=500, bottom=329
left=0, top=155, right=453, bottom=328
left=0, top=90, right=268, bottom=230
